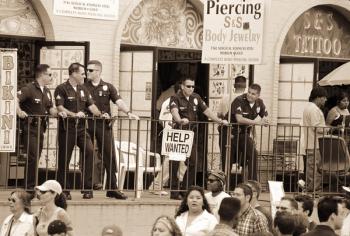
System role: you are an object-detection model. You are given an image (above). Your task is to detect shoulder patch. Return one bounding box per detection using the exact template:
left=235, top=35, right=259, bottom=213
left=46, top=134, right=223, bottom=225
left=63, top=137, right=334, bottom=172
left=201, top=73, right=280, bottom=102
left=56, top=95, right=61, bottom=100
left=17, top=90, right=22, bottom=95
left=171, top=101, right=176, bottom=106
left=237, top=106, right=242, bottom=111
left=194, top=98, right=198, bottom=105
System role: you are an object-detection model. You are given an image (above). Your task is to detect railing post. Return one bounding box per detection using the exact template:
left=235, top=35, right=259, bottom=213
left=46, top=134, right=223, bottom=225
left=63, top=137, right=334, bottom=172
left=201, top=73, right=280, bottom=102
left=135, top=119, right=142, bottom=198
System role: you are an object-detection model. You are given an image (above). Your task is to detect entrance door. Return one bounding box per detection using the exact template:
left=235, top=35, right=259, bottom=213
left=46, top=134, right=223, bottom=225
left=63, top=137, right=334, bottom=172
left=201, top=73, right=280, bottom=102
left=119, top=49, right=155, bottom=150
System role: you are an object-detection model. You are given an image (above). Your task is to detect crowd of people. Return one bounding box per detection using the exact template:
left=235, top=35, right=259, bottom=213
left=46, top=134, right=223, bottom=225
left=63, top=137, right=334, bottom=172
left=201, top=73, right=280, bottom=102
left=1, top=173, right=350, bottom=236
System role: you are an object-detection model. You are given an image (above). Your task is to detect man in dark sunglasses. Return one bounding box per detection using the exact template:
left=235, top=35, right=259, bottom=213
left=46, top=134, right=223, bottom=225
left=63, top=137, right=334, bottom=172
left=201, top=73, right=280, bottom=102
left=16, top=64, right=62, bottom=197
left=84, top=60, right=139, bottom=200
left=169, top=77, right=228, bottom=200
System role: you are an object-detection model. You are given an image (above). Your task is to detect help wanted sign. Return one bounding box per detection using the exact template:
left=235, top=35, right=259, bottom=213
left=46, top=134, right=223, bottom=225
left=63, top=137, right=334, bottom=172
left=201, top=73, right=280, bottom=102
left=161, top=129, right=194, bottom=161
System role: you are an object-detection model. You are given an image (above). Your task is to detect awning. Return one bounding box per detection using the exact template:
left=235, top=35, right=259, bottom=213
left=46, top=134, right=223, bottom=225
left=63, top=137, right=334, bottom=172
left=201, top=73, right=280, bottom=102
left=318, top=62, right=350, bottom=86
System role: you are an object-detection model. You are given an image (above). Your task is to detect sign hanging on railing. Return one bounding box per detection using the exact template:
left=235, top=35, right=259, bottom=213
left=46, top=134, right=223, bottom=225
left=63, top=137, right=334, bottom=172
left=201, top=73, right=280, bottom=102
left=161, top=129, right=194, bottom=161
left=268, top=181, right=285, bottom=219
left=0, top=49, right=17, bottom=152
left=53, top=0, right=119, bottom=20
left=202, top=0, right=265, bottom=64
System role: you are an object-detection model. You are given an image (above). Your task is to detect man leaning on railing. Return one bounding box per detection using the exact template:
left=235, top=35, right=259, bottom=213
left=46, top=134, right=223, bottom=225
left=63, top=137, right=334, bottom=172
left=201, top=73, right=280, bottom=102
left=169, top=76, right=228, bottom=200
left=84, top=59, right=139, bottom=200
left=54, top=62, right=102, bottom=200
left=226, top=83, right=269, bottom=181
left=16, top=64, right=65, bottom=198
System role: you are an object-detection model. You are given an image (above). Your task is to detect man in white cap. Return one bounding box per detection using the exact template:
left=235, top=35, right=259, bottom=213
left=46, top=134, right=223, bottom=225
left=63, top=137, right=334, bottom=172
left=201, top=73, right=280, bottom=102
left=205, top=170, right=230, bottom=221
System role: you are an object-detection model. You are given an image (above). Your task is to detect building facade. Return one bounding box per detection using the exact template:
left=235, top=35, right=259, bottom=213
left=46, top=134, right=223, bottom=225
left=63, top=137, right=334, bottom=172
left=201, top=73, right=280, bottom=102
left=1, top=0, right=350, bottom=176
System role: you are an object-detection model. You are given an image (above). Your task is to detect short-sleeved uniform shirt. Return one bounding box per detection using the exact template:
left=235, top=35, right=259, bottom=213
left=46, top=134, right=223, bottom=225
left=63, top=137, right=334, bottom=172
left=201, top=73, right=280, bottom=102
left=169, top=91, right=208, bottom=129
left=17, top=81, right=53, bottom=116
left=229, top=93, right=267, bottom=133
left=84, top=79, right=121, bottom=116
left=54, top=81, right=94, bottom=129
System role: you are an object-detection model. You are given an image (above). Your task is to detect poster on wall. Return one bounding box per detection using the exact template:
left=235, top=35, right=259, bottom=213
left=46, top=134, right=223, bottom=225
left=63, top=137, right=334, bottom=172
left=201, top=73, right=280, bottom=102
left=0, top=49, right=17, bottom=152
left=53, top=0, right=119, bottom=20
left=202, top=0, right=265, bottom=64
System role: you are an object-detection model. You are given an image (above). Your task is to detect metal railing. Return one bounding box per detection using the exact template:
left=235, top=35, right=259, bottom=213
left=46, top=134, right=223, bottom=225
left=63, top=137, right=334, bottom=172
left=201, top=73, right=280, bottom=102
left=1, top=115, right=349, bottom=198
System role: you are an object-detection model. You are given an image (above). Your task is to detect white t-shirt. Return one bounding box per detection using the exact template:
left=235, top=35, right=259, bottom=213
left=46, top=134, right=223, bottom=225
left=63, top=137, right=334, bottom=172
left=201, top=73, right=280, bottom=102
left=0, top=212, right=34, bottom=236
left=176, top=210, right=217, bottom=236
left=340, top=212, right=350, bottom=236
left=159, top=97, right=172, bottom=129
left=205, top=191, right=231, bottom=221
left=303, top=102, right=326, bottom=150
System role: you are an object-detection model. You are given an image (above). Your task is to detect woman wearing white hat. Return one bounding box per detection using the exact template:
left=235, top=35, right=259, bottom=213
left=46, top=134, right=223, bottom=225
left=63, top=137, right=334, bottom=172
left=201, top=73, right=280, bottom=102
left=33, top=180, right=73, bottom=236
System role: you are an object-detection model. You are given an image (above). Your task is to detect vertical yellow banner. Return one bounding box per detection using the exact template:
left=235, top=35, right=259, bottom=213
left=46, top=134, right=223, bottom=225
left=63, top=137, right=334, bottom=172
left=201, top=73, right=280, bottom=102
left=0, top=49, right=17, bottom=152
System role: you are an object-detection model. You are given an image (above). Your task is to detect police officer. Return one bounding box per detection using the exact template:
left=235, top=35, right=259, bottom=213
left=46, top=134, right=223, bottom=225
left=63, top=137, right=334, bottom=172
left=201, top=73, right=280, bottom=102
left=85, top=60, right=139, bottom=199
left=54, top=63, right=102, bottom=199
left=16, top=64, right=61, bottom=195
left=228, top=83, right=268, bottom=181
left=169, top=77, right=228, bottom=200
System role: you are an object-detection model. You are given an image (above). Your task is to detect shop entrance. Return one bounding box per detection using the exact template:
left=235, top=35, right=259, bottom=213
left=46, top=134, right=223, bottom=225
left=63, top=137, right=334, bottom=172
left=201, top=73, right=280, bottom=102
left=154, top=49, right=209, bottom=186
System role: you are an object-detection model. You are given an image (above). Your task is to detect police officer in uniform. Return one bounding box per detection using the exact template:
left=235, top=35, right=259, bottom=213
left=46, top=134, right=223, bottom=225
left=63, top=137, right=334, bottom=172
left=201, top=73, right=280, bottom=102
left=228, top=83, right=268, bottom=181
left=54, top=63, right=102, bottom=199
left=17, top=64, right=61, bottom=195
left=85, top=60, right=139, bottom=199
left=169, top=77, right=228, bottom=200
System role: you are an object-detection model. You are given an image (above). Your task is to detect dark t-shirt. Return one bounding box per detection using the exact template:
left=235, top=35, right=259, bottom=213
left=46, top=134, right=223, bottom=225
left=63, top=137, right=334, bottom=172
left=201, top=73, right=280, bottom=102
left=169, top=91, right=208, bottom=129
left=84, top=79, right=121, bottom=116
left=18, top=81, right=53, bottom=115
left=229, top=93, right=267, bottom=134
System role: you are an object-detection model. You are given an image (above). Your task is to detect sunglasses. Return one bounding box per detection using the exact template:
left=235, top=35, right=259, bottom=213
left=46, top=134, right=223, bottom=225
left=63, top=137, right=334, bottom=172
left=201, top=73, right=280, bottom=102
left=8, top=198, right=16, bottom=203
left=87, top=69, right=98, bottom=72
left=207, top=179, right=218, bottom=183
left=185, top=85, right=195, bottom=89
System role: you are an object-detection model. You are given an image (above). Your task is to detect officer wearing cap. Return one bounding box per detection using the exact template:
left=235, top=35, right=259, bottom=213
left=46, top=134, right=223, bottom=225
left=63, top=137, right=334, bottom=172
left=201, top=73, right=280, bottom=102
left=84, top=60, right=139, bottom=200
left=54, top=62, right=102, bottom=199
left=169, top=77, right=228, bottom=200
left=17, top=64, right=62, bottom=194
left=228, top=83, right=268, bottom=181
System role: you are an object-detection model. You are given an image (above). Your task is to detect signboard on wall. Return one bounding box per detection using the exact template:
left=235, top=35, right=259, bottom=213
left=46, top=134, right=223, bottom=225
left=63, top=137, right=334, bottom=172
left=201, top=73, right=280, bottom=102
left=0, top=49, right=17, bottom=152
left=54, top=0, right=119, bottom=20
left=281, top=6, right=350, bottom=59
left=202, top=0, right=265, bottom=64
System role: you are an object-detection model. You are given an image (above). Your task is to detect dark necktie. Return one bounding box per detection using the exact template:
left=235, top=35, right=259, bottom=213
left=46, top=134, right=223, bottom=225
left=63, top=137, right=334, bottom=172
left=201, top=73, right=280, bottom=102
left=5, top=217, right=14, bottom=236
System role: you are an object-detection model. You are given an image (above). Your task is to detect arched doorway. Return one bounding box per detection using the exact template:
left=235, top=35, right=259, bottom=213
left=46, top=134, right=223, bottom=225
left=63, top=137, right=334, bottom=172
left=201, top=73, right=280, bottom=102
left=277, top=5, right=350, bottom=127
left=273, top=5, right=350, bottom=191
left=117, top=0, right=210, bottom=187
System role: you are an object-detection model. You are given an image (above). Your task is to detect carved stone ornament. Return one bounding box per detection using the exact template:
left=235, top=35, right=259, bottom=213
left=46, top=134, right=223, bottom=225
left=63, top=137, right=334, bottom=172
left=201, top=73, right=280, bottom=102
left=122, top=0, right=203, bottom=49
left=0, top=0, right=44, bottom=37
